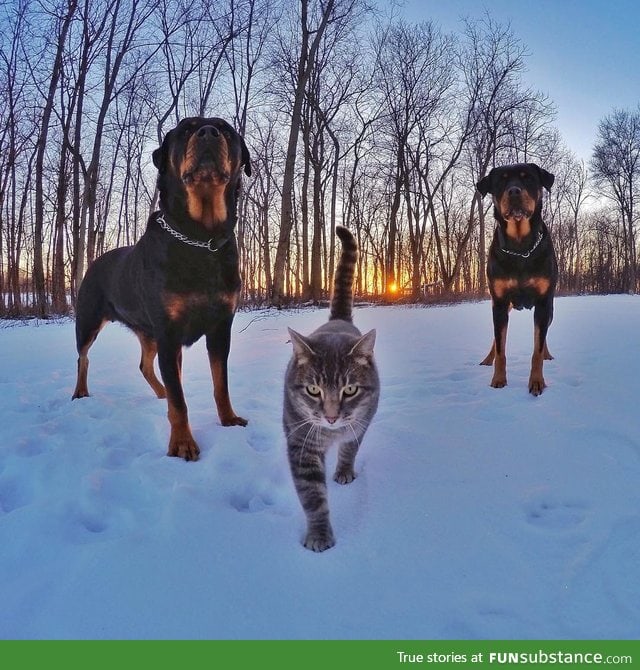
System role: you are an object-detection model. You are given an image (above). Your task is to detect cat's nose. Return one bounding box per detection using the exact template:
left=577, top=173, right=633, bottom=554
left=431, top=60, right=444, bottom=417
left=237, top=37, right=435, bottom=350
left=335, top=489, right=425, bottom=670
left=325, top=416, right=338, bottom=424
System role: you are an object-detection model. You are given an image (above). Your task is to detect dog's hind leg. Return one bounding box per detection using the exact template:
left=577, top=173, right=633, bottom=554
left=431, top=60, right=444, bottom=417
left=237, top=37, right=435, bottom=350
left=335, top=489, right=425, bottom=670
left=136, top=332, right=166, bottom=398
left=72, top=316, right=106, bottom=399
left=479, top=342, right=495, bottom=366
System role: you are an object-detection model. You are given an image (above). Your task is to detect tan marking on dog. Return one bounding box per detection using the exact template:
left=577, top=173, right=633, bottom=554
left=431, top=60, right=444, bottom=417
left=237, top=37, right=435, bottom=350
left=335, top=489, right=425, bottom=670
left=136, top=332, right=166, bottom=398
left=495, top=188, right=538, bottom=242
left=163, top=292, right=210, bottom=322
left=72, top=319, right=108, bottom=399
left=528, top=324, right=547, bottom=396
left=525, top=276, right=551, bottom=295
left=209, top=356, right=248, bottom=426
left=480, top=341, right=495, bottom=366
left=184, top=186, right=228, bottom=229
left=505, top=217, right=532, bottom=242
left=216, top=291, right=239, bottom=313
left=179, top=133, right=234, bottom=229
left=492, top=278, right=518, bottom=299
left=167, top=398, right=200, bottom=461
left=490, top=323, right=508, bottom=388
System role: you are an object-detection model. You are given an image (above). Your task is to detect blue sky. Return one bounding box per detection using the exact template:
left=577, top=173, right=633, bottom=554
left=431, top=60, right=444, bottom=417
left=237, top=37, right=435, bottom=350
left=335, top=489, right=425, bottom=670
left=396, top=0, right=640, bottom=163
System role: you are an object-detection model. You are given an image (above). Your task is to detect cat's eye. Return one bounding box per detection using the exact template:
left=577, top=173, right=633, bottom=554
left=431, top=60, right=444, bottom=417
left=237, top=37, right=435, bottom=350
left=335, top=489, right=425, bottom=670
left=306, top=384, right=322, bottom=397
left=342, top=384, right=359, bottom=397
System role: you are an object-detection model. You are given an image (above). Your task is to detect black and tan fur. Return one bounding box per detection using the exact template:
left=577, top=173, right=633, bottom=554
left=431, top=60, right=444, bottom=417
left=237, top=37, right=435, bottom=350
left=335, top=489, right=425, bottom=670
left=283, top=227, right=379, bottom=552
left=476, top=162, right=557, bottom=396
left=72, top=117, right=251, bottom=460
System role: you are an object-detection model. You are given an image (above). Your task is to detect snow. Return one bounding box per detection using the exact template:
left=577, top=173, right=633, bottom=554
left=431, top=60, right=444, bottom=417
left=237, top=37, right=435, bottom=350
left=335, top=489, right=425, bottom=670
left=0, top=295, right=639, bottom=640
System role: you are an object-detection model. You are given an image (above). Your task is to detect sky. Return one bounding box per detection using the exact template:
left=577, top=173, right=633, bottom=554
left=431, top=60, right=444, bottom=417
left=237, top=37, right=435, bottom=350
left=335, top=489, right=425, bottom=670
left=397, top=0, right=640, bottom=164
left=1, top=297, right=639, bottom=639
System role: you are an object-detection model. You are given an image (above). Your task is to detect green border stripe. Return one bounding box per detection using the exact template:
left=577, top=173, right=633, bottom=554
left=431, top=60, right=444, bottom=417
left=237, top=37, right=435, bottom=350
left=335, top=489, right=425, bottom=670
left=1, top=640, right=638, bottom=670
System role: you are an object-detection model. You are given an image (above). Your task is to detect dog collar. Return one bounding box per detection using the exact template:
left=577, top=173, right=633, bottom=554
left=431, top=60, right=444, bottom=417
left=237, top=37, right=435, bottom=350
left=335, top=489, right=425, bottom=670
left=499, top=228, right=544, bottom=259
left=156, top=213, right=230, bottom=253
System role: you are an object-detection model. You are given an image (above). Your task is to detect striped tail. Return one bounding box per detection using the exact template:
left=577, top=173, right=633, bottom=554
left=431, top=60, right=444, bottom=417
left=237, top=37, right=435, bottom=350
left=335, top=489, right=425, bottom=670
left=330, top=226, right=358, bottom=322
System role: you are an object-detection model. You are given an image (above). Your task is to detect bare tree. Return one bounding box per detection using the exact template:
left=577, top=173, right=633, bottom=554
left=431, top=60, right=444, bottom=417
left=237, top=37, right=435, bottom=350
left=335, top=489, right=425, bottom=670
left=32, top=0, right=78, bottom=317
left=270, top=0, right=338, bottom=306
left=545, top=148, right=589, bottom=292
left=461, top=16, right=547, bottom=294
left=0, top=0, right=33, bottom=314
left=591, top=107, right=640, bottom=293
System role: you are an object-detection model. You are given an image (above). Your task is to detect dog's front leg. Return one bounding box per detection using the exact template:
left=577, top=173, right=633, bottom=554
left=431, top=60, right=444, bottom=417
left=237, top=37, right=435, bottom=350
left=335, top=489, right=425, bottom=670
left=490, top=300, right=509, bottom=388
left=206, top=318, right=248, bottom=427
left=529, top=297, right=553, bottom=396
left=157, top=341, right=200, bottom=461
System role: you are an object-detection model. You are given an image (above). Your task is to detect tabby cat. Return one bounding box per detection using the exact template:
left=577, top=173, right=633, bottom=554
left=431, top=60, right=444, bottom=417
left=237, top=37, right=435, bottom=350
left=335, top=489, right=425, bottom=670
left=283, top=226, right=380, bottom=552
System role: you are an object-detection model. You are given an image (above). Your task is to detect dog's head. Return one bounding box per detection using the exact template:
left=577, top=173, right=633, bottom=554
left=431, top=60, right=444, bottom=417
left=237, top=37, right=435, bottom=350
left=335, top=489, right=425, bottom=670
left=476, top=163, right=554, bottom=242
left=153, top=117, right=251, bottom=230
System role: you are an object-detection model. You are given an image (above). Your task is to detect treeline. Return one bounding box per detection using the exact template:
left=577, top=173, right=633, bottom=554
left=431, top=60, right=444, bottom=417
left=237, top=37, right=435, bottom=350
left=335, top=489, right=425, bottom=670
left=0, top=0, right=638, bottom=317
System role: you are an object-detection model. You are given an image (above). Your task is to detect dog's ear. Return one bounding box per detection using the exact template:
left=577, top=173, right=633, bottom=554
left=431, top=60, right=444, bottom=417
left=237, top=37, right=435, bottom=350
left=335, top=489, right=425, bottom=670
left=536, top=165, right=555, bottom=191
left=476, top=171, right=493, bottom=197
left=152, top=129, right=173, bottom=173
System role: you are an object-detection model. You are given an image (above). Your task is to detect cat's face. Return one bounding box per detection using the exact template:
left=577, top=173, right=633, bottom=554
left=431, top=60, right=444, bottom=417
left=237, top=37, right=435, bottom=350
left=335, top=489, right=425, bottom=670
left=287, top=328, right=379, bottom=432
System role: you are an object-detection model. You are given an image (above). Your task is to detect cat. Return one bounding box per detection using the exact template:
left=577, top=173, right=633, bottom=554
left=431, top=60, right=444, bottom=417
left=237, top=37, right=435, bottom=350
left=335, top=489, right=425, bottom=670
left=283, top=226, right=380, bottom=552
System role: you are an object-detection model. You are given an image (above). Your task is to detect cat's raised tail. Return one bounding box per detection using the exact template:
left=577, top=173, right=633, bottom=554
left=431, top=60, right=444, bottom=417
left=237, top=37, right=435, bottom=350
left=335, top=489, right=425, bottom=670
left=330, top=226, right=358, bottom=323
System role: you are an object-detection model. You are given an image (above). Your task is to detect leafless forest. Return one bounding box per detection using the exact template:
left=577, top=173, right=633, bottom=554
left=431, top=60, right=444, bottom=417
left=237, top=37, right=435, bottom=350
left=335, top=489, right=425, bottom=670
left=0, top=0, right=638, bottom=317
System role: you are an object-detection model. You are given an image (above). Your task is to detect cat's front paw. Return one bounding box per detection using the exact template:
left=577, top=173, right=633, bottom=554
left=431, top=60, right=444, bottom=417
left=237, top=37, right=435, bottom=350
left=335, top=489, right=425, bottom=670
left=333, top=468, right=356, bottom=485
left=303, top=528, right=336, bottom=552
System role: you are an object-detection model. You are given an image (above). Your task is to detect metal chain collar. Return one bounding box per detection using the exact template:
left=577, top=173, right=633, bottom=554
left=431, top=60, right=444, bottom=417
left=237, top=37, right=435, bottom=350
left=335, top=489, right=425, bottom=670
left=156, top=213, right=230, bottom=253
left=500, top=229, right=544, bottom=259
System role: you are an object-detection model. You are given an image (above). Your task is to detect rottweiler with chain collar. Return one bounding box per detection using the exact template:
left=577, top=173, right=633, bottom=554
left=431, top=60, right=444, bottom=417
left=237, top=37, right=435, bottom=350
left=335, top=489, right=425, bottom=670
left=72, top=117, right=251, bottom=460
left=476, top=162, right=556, bottom=396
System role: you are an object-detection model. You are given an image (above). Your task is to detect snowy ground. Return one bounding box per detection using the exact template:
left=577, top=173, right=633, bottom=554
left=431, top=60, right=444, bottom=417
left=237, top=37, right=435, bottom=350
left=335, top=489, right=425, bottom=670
left=0, top=295, right=638, bottom=640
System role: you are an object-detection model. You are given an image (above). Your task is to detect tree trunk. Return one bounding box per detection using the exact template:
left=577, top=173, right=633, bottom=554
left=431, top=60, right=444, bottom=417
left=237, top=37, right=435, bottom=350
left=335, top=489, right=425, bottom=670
left=271, top=0, right=335, bottom=305
left=33, top=0, right=78, bottom=317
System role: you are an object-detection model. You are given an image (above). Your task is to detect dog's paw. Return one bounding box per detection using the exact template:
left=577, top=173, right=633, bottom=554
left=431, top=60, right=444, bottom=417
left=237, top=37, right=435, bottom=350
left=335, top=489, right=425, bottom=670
left=221, top=415, right=248, bottom=427
left=490, top=376, right=507, bottom=388
left=528, top=377, right=546, bottom=396
left=167, top=434, right=200, bottom=461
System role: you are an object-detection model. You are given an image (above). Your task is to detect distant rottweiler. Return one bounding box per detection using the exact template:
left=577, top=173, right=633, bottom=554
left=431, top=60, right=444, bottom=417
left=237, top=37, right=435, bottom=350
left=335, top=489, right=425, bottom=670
left=72, top=117, right=251, bottom=460
left=476, top=163, right=556, bottom=396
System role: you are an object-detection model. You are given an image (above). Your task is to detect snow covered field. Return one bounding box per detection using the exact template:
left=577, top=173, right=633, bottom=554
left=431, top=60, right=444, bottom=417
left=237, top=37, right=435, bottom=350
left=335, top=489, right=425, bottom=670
left=0, top=295, right=638, bottom=640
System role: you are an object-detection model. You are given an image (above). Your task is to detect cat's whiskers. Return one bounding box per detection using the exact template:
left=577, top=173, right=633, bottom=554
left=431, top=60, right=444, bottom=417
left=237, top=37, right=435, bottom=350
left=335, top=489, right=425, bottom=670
left=285, top=417, right=314, bottom=439
left=298, top=422, right=320, bottom=467
left=346, top=421, right=362, bottom=450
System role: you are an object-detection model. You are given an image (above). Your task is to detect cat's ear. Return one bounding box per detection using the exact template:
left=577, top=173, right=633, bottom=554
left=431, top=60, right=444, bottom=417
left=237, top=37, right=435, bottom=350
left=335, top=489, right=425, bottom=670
left=349, top=329, right=376, bottom=364
left=288, top=328, right=316, bottom=364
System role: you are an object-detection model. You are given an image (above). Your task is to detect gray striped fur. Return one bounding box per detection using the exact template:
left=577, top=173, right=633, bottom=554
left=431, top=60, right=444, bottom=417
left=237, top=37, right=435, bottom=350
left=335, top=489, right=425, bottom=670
left=283, top=227, right=379, bottom=552
left=329, top=226, right=358, bottom=322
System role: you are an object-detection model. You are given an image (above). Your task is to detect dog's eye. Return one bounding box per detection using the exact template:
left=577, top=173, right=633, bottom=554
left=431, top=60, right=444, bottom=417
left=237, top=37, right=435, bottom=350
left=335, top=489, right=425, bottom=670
left=306, top=384, right=322, bottom=397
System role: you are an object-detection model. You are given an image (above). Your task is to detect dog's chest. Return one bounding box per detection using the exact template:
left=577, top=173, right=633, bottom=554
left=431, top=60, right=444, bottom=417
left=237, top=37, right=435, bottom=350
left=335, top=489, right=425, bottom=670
left=162, top=288, right=238, bottom=341
left=492, top=275, right=551, bottom=310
